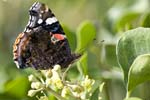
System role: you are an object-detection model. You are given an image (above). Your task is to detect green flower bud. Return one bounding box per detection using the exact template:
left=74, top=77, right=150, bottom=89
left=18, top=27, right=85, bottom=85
left=53, top=64, right=61, bottom=71
left=45, top=78, right=52, bottom=87
left=28, top=90, right=38, bottom=97
left=31, top=82, right=44, bottom=89
left=71, top=85, right=83, bottom=93
left=54, top=79, right=64, bottom=89
left=72, top=91, right=85, bottom=99
left=45, top=69, right=52, bottom=78
left=51, top=69, right=63, bottom=89
left=81, top=75, right=95, bottom=92
left=80, top=92, right=86, bottom=100
left=61, top=86, right=70, bottom=98
left=28, top=74, right=38, bottom=82
left=69, top=85, right=85, bottom=99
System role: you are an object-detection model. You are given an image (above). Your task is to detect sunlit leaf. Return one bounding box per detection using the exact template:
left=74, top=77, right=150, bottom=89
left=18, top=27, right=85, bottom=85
left=128, top=54, right=150, bottom=92
left=116, top=27, right=150, bottom=83
left=76, top=21, right=96, bottom=53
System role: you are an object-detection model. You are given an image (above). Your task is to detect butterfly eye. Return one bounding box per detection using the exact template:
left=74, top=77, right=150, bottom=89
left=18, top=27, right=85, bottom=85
left=29, top=10, right=39, bottom=16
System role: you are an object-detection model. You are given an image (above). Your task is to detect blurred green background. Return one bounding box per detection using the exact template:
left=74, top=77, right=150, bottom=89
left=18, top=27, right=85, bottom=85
left=0, top=0, right=150, bottom=100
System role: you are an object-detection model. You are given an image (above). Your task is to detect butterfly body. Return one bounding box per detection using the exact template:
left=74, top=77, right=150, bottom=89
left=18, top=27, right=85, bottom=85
left=13, top=2, right=80, bottom=69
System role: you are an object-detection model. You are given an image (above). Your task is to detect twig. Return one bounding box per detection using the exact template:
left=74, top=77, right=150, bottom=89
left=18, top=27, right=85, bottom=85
left=62, top=65, right=72, bottom=83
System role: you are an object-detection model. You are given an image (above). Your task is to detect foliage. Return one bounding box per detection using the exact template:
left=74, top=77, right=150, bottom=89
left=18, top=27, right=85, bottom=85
left=1, top=0, right=150, bottom=100
left=117, top=28, right=150, bottom=99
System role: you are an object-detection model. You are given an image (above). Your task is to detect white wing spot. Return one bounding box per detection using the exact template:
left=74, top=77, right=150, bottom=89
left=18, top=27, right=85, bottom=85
left=14, top=61, right=20, bottom=68
left=37, top=19, right=43, bottom=24
left=45, top=17, right=57, bottom=25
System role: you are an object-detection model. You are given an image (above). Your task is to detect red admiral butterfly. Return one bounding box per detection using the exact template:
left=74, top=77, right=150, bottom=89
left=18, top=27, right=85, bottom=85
left=13, top=2, right=81, bottom=70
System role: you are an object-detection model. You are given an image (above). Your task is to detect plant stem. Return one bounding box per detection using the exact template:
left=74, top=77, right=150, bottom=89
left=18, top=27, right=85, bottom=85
left=46, top=88, right=66, bottom=100
left=103, top=79, right=110, bottom=100
left=125, top=91, right=131, bottom=99
left=62, top=65, right=71, bottom=82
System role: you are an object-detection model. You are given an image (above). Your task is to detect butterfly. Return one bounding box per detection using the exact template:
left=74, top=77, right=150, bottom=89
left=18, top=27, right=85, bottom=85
left=13, top=2, right=81, bottom=70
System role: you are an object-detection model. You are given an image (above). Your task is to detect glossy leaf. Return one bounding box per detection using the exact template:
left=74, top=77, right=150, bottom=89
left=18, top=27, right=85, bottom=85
left=128, top=54, right=150, bottom=92
left=76, top=21, right=96, bottom=53
left=117, top=27, right=150, bottom=83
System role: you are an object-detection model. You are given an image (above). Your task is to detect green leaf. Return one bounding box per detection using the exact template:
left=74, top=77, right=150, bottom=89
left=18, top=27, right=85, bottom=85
left=77, top=52, right=88, bottom=75
left=4, top=77, right=29, bottom=98
left=105, top=6, right=141, bottom=34
left=99, top=82, right=105, bottom=92
left=105, top=44, right=119, bottom=67
left=140, top=12, right=150, bottom=27
left=124, top=97, right=143, bottom=100
left=90, top=82, right=105, bottom=100
left=76, top=21, right=96, bottom=53
left=128, top=54, right=150, bottom=92
left=90, top=87, right=99, bottom=100
left=62, top=24, right=76, bottom=51
left=116, top=27, right=150, bottom=83
left=114, top=12, right=140, bottom=32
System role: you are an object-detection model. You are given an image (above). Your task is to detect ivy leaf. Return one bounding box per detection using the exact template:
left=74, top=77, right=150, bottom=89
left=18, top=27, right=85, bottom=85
left=76, top=21, right=96, bottom=53
left=128, top=54, right=150, bottom=92
left=116, top=27, right=150, bottom=83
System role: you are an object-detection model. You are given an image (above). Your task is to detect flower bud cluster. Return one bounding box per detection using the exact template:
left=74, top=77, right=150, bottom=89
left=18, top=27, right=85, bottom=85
left=27, top=64, right=99, bottom=100
left=61, top=75, right=95, bottom=99
left=43, top=65, right=64, bottom=90
left=27, top=74, right=44, bottom=97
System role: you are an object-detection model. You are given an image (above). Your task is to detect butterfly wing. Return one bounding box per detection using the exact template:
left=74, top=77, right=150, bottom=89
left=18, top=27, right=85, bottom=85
left=13, top=2, right=80, bottom=69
